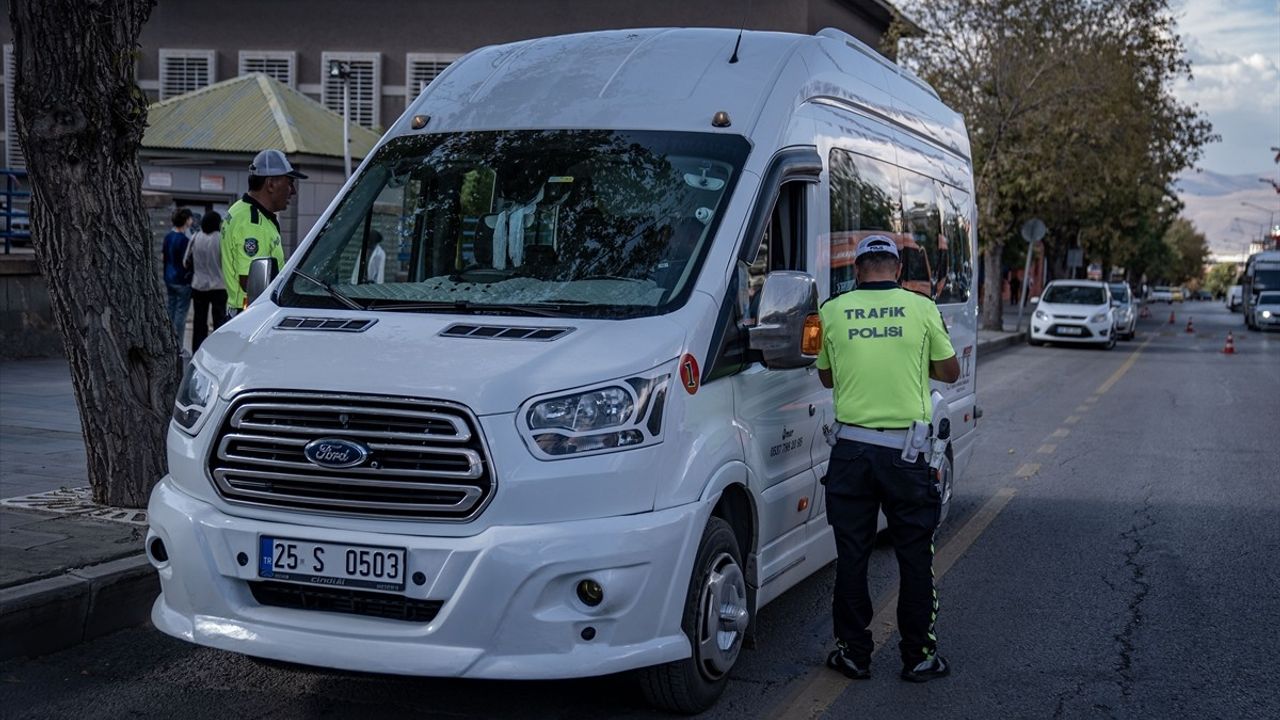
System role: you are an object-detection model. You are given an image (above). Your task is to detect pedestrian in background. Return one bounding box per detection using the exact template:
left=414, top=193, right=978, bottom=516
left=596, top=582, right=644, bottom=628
left=221, top=149, right=305, bottom=317
left=185, top=210, right=227, bottom=352
left=816, top=235, right=960, bottom=683
left=162, top=207, right=195, bottom=340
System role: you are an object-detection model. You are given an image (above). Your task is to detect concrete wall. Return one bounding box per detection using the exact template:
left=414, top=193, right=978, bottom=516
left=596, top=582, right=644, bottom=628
left=0, top=255, right=61, bottom=358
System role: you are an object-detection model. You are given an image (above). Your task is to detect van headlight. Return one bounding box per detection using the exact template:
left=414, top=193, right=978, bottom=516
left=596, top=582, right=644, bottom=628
left=522, top=372, right=670, bottom=458
left=172, top=362, right=218, bottom=435
left=1090, top=311, right=1110, bottom=324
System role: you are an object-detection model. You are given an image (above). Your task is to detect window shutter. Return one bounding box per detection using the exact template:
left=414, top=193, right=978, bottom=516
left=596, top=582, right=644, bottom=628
left=239, top=51, right=296, bottom=88
left=159, top=49, right=216, bottom=100
left=405, top=53, right=458, bottom=107
left=3, top=44, right=21, bottom=169
left=321, top=52, right=381, bottom=129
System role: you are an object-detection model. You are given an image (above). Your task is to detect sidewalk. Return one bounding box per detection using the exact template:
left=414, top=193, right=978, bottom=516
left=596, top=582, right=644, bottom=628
left=0, top=307, right=1026, bottom=661
left=0, top=359, right=155, bottom=660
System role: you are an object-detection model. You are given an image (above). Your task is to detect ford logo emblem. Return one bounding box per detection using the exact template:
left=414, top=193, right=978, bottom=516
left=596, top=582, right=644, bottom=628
left=303, top=438, right=370, bottom=469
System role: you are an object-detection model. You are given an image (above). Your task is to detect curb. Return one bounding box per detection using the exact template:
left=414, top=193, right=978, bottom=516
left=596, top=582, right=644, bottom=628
left=976, top=331, right=1026, bottom=359
left=0, top=553, right=156, bottom=661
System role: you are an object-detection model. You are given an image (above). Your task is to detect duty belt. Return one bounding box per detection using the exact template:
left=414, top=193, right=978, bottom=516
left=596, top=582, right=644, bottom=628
left=835, top=424, right=910, bottom=450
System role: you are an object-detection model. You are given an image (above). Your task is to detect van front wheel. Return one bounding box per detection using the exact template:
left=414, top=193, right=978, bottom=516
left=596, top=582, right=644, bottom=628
left=639, top=516, right=747, bottom=714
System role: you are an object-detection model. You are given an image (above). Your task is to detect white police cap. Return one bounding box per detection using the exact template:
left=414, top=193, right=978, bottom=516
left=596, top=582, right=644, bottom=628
left=854, top=234, right=900, bottom=260
left=248, top=149, right=308, bottom=179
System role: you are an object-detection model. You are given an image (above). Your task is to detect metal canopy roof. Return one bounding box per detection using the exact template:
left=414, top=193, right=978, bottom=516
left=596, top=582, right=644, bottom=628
left=143, top=73, right=382, bottom=160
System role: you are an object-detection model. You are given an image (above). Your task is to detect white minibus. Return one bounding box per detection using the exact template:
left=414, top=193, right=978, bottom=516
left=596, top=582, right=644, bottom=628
left=148, top=27, right=978, bottom=713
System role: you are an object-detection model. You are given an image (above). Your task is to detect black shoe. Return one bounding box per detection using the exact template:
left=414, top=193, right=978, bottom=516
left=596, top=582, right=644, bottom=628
left=901, top=655, right=950, bottom=683
left=826, top=642, right=871, bottom=680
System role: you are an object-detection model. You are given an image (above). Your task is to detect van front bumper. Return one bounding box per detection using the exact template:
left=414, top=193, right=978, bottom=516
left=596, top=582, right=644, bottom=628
left=146, top=478, right=704, bottom=679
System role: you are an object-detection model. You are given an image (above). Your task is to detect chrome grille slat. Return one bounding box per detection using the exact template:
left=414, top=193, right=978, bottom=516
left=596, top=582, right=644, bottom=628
left=217, top=434, right=484, bottom=479
left=229, top=402, right=470, bottom=442
left=208, top=392, right=494, bottom=520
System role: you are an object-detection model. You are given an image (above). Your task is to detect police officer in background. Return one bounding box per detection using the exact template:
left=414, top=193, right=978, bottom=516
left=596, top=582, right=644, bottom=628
left=816, top=235, right=960, bottom=683
left=221, top=149, right=306, bottom=317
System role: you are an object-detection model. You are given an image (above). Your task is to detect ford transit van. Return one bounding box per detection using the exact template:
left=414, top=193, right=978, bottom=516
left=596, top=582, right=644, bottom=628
left=148, top=27, right=978, bottom=713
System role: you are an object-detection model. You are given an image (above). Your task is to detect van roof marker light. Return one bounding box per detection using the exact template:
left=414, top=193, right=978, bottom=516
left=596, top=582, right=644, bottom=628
left=712, top=111, right=732, bottom=128
left=411, top=115, right=431, bottom=130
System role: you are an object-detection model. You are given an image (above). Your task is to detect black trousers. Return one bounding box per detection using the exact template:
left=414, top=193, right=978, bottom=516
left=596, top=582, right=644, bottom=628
left=824, top=439, right=941, bottom=667
left=191, top=288, right=228, bottom=353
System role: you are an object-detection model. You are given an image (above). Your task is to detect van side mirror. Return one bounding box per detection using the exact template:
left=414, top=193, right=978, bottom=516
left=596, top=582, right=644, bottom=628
left=748, top=271, right=819, bottom=369
left=246, top=257, right=279, bottom=305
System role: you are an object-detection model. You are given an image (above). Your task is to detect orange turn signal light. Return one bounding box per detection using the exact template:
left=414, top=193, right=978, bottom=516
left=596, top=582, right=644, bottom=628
left=801, top=314, right=822, bottom=355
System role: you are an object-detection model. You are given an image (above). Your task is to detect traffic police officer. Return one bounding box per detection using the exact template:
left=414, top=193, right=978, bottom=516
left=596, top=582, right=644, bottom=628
left=221, top=149, right=306, bottom=317
left=816, top=235, right=960, bottom=682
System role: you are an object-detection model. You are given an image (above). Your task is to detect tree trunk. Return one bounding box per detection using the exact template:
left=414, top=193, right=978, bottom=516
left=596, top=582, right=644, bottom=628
left=10, top=0, right=177, bottom=508
left=981, top=240, right=1005, bottom=331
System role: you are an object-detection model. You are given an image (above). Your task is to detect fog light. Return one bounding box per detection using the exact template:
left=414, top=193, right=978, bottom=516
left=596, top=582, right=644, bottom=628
left=576, top=579, right=604, bottom=607
left=149, top=537, right=169, bottom=564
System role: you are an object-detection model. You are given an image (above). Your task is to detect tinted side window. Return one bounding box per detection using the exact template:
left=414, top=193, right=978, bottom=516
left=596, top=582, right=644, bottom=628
left=746, top=181, right=806, bottom=317
left=828, top=149, right=900, bottom=295
left=936, top=184, right=972, bottom=304
left=899, top=170, right=940, bottom=299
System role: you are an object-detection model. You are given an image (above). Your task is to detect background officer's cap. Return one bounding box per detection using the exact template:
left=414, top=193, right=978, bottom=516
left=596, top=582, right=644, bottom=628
left=249, top=149, right=308, bottom=179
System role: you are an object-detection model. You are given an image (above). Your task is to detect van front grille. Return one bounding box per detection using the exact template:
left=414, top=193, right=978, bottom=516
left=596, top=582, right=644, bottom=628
left=208, top=392, right=494, bottom=520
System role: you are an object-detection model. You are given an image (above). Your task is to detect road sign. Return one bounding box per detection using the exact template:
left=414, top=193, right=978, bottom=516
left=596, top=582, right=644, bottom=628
left=1021, top=218, right=1046, bottom=244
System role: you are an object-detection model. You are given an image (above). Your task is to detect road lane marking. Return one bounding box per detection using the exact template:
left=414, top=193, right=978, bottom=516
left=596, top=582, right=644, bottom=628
left=769, top=488, right=1018, bottom=720
left=1096, top=336, right=1153, bottom=395
left=1037, top=444, right=1057, bottom=454
left=1065, top=415, right=1081, bottom=425
left=1085, top=397, right=1099, bottom=404
left=1015, top=463, right=1040, bottom=478
left=1051, top=428, right=1071, bottom=438
left=1075, top=405, right=1091, bottom=413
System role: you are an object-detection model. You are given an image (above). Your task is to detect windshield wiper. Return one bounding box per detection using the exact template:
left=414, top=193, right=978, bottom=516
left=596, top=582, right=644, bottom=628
left=290, top=269, right=367, bottom=311
left=366, top=300, right=574, bottom=317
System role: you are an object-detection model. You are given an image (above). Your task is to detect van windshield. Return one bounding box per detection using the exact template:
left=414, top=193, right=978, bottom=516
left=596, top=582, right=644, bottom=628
left=279, top=130, right=750, bottom=318
left=1043, top=285, right=1106, bottom=305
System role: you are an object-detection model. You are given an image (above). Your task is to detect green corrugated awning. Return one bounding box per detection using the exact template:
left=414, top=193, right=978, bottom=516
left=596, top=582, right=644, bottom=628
left=143, top=73, right=383, bottom=159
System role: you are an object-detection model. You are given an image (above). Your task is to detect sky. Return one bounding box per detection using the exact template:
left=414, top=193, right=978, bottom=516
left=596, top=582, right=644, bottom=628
left=1172, top=0, right=1280, bottom=177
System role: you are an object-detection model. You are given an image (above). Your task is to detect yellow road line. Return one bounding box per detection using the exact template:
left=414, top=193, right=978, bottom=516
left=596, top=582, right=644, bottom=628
left=769, top=488, right=1018, bottom=720
left=1096, top=336, right=1153, bottom=395
left=1074, top=405, right=1091, bottom=413
left=1051, top=428, right=1071, bottom=438
left=1085, top=397, right=1099, bottom=404
left=1065, top=415, right=1081, bottom=425
left=1037, top=444, right=1057, bottom=454
left=1015, top=463, right=1040, bottom=478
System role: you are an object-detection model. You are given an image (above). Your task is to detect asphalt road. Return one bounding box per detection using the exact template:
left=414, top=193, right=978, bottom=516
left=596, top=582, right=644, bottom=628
left=2, top=301, right=1277, bottom=720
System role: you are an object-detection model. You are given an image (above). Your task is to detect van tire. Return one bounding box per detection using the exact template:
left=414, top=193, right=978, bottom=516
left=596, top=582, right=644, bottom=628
left=638, top=516, right=746, bottom=715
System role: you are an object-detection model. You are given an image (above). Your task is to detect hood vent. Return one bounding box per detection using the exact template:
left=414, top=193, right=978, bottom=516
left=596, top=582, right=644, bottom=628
left=276, top=317, right=377, bottom=333
left=440, top=323, right=574, bottom=342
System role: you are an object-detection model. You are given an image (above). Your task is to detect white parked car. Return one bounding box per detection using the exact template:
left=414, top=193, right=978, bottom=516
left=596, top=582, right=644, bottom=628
left=1252, top=291, right=1280, bottom=331
left=1029, top=280, right=1115, bottom=349
left=1148, top=286, right=1173, bottom=303
left=1108, top=282, right=1137, bottom=340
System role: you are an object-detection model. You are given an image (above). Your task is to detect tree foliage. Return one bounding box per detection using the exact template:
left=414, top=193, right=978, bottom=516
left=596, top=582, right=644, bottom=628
left=1153, top=217, right=1210, bottom=285
left=1203, top=262, right=1238, bottom=298
left=890, top=0, right=1216, bottom=329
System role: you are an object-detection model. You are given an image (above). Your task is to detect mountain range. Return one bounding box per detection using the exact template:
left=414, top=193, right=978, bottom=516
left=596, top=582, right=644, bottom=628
left=1175, top=169, right=1279, bottom=257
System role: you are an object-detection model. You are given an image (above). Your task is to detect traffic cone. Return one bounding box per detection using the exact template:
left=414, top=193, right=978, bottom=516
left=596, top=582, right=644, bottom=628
left=1222, top=332, right=1235, bottom=354
left=1168, top=311, right=1176, bottom=325
left=1185, top=317, right=1194, bottom=334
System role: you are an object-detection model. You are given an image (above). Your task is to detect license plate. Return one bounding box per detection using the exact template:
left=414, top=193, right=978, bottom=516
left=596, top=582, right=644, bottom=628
left=1057, top=326, right=1083, bottom=335
left=259, top=537, right=407, bottom=592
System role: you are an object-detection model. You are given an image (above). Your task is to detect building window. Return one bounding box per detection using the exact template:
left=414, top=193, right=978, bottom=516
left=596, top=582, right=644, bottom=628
left=239, top=50, right=296, bottom=88
left=159, top=49, right=216, bottom=100
left=322, top=51, right=381, bottom=129
left=3, top=44, right=21, bottom=169
left=405, top=53, right=459, bottom=107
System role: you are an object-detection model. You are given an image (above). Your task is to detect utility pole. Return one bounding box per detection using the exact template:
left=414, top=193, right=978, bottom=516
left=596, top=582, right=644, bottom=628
left=328, top=60, right=353, bottom=179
